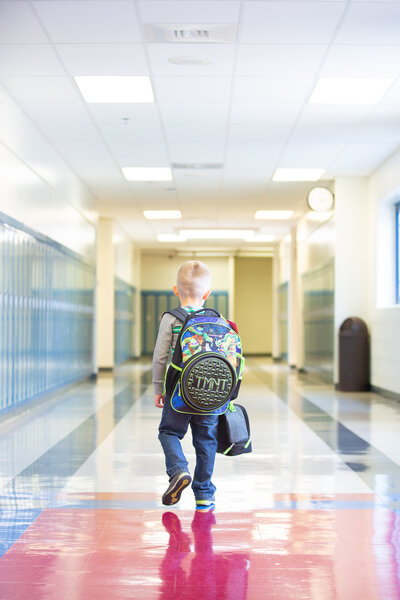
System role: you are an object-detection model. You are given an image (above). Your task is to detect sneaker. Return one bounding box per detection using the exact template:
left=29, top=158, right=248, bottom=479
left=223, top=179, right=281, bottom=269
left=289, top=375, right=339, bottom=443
left=195, top=500, right=215, bottom=512
left=162, top=471, right=192, bottom=506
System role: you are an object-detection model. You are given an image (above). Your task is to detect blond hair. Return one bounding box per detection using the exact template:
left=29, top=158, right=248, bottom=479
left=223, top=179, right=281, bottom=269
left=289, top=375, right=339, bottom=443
left=176, top=261, right=211, bottom=299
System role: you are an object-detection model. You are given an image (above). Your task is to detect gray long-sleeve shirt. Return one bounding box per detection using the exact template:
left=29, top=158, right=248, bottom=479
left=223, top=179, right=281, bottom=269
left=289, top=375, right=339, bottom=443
left=152, top=305, right=203, bottom=395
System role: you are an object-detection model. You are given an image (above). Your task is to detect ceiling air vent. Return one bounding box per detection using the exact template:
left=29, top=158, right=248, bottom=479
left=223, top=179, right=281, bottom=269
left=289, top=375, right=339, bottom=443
left=144, top=24, right=237, bottom=44
left=172, top=163, right=223, bottom=170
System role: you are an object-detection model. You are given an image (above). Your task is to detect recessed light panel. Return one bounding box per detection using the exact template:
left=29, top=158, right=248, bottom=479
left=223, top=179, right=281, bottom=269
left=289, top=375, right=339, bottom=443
left=74, top=76, right=154, bottom=103
left=122, top=167, right=173, bottom=181
left=254, top=211, right=293, bottom=220
left=244, top=234, right=275, bottom=242
left=157, top=234, right=187, bottom=242
left=309, top=77, right=393, bottom=105
left=144, top=210, right=181, bottom=219
left=179, top=229, right=255, bottom=240
left=272, top=169, right=325, bottom=182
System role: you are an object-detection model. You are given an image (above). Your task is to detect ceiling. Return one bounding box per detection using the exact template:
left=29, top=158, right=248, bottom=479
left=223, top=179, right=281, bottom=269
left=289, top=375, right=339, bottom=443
left=1, top=0, right=400, bottom=250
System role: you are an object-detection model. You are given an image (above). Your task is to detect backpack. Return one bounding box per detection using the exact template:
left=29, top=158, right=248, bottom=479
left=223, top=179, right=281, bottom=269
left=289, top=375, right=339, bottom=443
left=217, top=402, right=252, bottom=456
left=164, top=307, right=244, bottom=415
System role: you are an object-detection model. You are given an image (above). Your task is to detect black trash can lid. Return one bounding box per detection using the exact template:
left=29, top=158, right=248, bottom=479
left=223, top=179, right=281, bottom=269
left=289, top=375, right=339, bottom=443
left=340, top=317, right=368, bottom=336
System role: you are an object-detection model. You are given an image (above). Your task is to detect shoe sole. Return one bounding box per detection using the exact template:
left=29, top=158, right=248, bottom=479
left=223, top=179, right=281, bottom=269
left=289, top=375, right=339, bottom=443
left=196, top=503, right=215, bottom=512
left=162, top=473, right=192, bottom=506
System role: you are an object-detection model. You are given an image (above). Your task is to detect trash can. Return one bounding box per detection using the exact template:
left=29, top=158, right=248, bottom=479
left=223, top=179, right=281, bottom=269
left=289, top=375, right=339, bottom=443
left=338, top=317, right=370, bottom=391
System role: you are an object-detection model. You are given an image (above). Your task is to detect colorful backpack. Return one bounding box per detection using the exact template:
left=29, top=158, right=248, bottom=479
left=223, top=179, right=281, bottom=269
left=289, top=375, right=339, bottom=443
left=164, top=307, right=244, bottom=415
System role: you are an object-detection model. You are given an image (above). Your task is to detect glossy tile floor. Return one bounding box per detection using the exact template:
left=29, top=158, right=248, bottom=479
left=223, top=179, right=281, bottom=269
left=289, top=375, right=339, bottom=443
left=1, top=358, right=400, bottom=599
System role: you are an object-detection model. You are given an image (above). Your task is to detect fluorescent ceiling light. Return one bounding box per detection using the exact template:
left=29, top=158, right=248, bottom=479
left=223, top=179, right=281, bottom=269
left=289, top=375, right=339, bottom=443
left=309, top=77, right=393, bottom=105
left=157, top=234, right=187, bottom=242
left=144, top=210, right=181, bottom=219
left=74, top=76, right=154, bottom=103
left=122, top=167, right=173, bottom=181
left=272, top=169, right=325, bottom=182
left=255, top=211, right=293, bottom=220
left=244, top=234, right=275, bottom=242
left=179, top=229, right=255, bottom=240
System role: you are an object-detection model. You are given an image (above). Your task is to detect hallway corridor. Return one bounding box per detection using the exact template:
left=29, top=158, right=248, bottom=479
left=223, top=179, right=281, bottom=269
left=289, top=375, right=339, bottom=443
left=0, top=358, right=400, bottom=599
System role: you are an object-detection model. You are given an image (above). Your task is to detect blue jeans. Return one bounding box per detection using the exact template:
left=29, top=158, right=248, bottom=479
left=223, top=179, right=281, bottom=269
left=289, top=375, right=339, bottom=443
left=158, top=397, right=218, bottom=501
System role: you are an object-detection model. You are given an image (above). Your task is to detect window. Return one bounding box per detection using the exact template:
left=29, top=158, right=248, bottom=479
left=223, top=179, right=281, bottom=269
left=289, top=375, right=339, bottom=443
left=397, top=203, right=400, bottom=304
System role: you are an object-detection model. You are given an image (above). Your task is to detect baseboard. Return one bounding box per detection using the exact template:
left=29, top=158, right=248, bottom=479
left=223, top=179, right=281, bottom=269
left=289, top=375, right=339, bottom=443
left=370, top=385, right=400, bottom=402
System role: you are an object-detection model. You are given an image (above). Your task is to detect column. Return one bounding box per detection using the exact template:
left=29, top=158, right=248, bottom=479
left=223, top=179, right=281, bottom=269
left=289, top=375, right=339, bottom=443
left=96, top=217, right=115, bottom=370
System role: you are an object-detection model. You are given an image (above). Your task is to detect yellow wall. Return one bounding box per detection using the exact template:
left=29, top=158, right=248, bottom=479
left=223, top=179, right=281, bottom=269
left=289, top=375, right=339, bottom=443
left=141, top=254, right=230, bottom=290
left=234, top=257, right=273, bottom=354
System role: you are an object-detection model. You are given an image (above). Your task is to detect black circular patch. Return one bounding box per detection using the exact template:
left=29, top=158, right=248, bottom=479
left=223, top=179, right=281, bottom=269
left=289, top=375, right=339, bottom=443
left=181, top=352, right=236, bottom=411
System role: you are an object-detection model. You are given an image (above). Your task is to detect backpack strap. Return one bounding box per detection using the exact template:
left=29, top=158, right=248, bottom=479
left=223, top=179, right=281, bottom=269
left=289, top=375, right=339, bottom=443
left=163, top=307, right=188, bottom=323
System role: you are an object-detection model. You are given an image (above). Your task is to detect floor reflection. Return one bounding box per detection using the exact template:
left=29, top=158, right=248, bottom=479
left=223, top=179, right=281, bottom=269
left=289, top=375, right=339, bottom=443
left=160, top=511, right=249, bottom=600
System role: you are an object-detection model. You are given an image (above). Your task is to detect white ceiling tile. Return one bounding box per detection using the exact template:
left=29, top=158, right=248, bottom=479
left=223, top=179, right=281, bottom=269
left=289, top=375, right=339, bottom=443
left=230, top=103, right=302, bottom=124
left=321, top=45, right=400, bottom=78
left=66, top=155, right=120, bottom=173
left=20, top=102, right=103, bottom=142
left=224, top=156, right=278, bottom=171
left=174, top=170, right=221, bottom=181
left=3, top=77, right=81, bottom=103
left=232, top=78, right=314, bottom=104
left=240, top=2, right=347, bottom=44
left=96, top=120, right=165, bottom=143
left=222, top=169, right=273, bottom=184
left=147, top=44, right=235, bottom=77
left=299, top=104, right=373, bottom=125
left=328, top=142, right=399, bottom=174
left=175, top=179, right=222, bottom=191
left=226, top=142, right=283, bottom=161
left=33, top=1, right=141, bottom=43
left=236, top=45, right=328, bottom=78
left=335, top=3, right=400, bottom=45
left=381, top=79, right=400, bottom=105
left=54, top=140, right=112, bottom=159
left=138, top=1, right=240, bottom=24
left=163, top=122, right=227, bottom=142
left=228, top=122, right=292, bottom=143
left=291, top=122, right=357, bottom=143
left=87, top=103, right=161, bottom=125
left=107, top=141, right=169, bottom=162
left=279, top=142, right=344, bottom=167
left=0, top=45, right=65, bottom=77
left=368, top=104, right=400, bottom=125
left=88, top=104, right=164, bottom=143
left=87, top=104, right=164, bottom=142
left=0, top=2, right=48, bottom=43
left=154, top=76, right=232, bottom=103
left=168, top=142, right=225, bottom=162
left=159, top=102, right=230, bottom=125
left=352, top=124, right=400, bottom=145
left=56, top=44, right=149, bottom=76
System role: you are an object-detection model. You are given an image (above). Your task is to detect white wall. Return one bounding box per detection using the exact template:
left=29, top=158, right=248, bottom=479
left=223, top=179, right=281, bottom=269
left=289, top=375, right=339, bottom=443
left=141, top=254, right=231, bottom=292
left=114, top=224, right=136, bottom=285
left=0, top=85, right=95, bottom=260
left=334, top=177, right=369, bottom=382
left=369, top=149, right=400, bottom=394
left=96, top=218, right=114, bottom=369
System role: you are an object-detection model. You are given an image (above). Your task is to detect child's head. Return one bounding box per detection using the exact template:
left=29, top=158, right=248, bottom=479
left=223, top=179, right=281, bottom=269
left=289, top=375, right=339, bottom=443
left=174, top=260, right=211, bottom=304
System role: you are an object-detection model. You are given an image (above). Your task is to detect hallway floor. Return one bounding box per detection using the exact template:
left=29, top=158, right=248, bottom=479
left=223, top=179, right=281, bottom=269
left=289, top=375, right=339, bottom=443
left=1, top=358, right=400, bottom=599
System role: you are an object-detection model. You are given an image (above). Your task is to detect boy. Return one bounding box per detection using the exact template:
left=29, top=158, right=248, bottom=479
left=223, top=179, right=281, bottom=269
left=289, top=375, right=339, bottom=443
left=153, top=260, right=217, bottom=512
